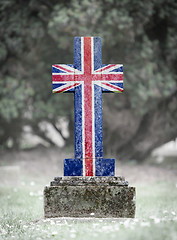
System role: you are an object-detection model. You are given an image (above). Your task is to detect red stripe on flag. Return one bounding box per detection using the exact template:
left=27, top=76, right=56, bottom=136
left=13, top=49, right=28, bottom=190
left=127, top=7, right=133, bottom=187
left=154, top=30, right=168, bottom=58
left=84, top=37, right=93, bottom=176
left=85, top=159, right=93, bottom=176
left=53, top=73, right=123, bottom=82
left=95, top=64, right=116, bottom=72
left=103, top=82, right=124, bottom=92
left=53, top=83, right=81, bottom=93
left=101, top=74, right=123, bottom=81
left=53, top=65, right=74, bottom=73
left=52, top=75, right=74, bottom=82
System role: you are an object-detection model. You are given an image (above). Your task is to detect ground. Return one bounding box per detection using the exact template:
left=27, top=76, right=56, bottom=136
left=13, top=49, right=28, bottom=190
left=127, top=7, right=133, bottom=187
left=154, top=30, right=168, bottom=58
left=0, top=147, right=177, bottom=240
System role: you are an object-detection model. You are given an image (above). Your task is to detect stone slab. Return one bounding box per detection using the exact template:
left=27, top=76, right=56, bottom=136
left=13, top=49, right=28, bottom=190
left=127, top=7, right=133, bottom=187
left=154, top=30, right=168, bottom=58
left=44, top=177, right=136, bottom=218
left=51, top=176, right=128, bottom=186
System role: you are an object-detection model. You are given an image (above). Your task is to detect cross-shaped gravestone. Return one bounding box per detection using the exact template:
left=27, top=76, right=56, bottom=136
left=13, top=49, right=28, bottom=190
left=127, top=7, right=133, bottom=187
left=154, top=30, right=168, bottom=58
left=52, top=37, right=123, bottom=177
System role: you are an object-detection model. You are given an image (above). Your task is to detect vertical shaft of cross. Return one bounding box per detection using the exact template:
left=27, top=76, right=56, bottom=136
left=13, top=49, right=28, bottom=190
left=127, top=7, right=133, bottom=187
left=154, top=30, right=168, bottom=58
left=84, top=38, right=93, bottom=175
left=74, top=37, right=103, bottom=176
left=52, top=36, right=123, bottom=176
left=84, top=37, right=93, bottom=161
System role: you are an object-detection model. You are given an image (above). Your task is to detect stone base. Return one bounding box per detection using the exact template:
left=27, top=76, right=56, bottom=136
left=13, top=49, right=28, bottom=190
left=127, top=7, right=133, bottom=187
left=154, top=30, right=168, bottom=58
left=44, top=177, right=136, bottom=218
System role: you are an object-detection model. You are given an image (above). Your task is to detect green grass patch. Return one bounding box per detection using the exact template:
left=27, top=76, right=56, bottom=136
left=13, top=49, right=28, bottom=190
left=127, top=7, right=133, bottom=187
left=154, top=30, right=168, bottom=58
left=0, top=179, right=177, bottom=240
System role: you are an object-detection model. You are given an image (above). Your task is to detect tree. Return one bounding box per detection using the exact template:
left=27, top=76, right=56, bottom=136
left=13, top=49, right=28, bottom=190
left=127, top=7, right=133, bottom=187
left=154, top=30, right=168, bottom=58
left=0, top=0, right=176, bottom=161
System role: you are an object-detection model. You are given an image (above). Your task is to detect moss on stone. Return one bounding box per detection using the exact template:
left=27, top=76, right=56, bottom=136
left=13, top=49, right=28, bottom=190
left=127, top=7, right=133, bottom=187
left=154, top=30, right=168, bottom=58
left=44, top=177, right=136, bottom=218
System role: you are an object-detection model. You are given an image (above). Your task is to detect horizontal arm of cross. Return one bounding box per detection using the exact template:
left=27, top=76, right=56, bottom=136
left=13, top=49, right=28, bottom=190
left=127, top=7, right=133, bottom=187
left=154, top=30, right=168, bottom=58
left=53, top=73, right=123, bottom=82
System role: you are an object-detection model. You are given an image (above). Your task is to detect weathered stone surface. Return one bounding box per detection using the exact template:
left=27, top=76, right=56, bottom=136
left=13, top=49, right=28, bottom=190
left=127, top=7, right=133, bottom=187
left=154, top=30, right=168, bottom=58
left=51, top=176, right=128, bottom=186
left=52, top=37, right=123, bottom=176
left=47, top=37, right=134, bottom=218
left=44, top=177, right=136, bottom=218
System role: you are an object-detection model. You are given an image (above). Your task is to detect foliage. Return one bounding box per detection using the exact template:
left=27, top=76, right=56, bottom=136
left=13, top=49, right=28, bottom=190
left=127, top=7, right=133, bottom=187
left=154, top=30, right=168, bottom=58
left=0, top=0, right=176, bottom=159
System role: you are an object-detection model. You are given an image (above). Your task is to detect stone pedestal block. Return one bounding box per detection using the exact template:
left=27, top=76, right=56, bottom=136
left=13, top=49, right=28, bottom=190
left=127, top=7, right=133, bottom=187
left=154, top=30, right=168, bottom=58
left=44, top=177, right=136, bottom=218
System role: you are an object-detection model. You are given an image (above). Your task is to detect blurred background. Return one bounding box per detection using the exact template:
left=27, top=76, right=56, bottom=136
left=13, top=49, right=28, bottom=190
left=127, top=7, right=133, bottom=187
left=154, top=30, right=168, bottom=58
left=0, top=0, right=177, bottom=165
left=1, top=2, right=177, bottom=237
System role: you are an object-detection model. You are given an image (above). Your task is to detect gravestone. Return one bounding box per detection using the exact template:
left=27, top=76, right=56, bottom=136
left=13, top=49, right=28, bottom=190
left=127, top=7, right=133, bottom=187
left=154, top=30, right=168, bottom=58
left=44, top=37, right=136, bottom=218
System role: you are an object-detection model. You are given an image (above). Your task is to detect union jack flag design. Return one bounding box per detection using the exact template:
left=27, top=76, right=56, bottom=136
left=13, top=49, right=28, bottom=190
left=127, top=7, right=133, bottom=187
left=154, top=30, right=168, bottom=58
left=52, top=37, right=123, bottom=176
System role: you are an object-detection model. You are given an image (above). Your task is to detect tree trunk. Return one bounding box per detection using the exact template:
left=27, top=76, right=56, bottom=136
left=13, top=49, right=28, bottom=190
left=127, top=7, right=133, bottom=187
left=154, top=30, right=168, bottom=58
left=103, top=89, right=177, bottom=161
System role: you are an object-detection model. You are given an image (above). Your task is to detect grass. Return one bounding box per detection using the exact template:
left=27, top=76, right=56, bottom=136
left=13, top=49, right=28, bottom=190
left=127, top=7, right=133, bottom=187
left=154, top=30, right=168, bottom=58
left=0, top=179, right=177, bottom=240
left=0, top=147, right=177, bottom=240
